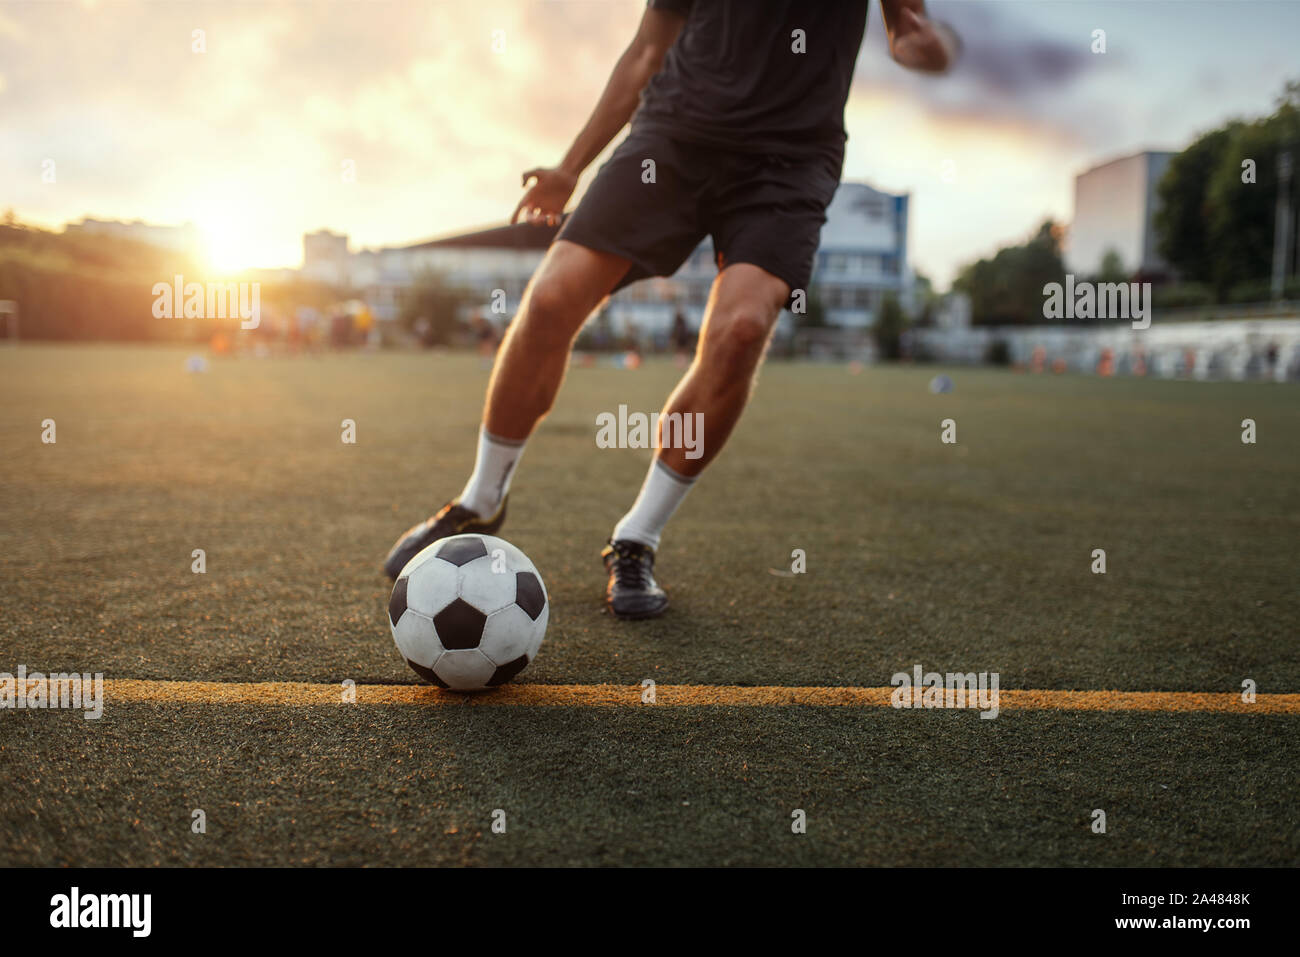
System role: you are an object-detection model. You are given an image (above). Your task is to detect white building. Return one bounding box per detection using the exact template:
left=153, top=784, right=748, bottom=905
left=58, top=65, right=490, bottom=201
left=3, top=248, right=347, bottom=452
left=910, top=316, right=1300, bottom=381
left=308, top=178, right=913, bottom=337
left=603, top=180, right=912, bottom=336
left=811, top=181, right=913, bottom=325
left=65, top=217, right=203, bottom=255
left=1066, top=151, right=1175, bottom=277
left=338, top=224, right=551, bottom=323
left=302, top=230, right=350, bottom=286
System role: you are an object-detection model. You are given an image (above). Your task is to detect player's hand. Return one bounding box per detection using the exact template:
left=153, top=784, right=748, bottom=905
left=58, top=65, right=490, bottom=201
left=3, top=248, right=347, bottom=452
left=890, top=7, right=958, bottom=74
left=512, top=167, right=578, bottom=226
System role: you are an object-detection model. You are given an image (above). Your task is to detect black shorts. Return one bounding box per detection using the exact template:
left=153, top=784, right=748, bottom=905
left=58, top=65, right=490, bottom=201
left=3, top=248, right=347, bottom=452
left=557, top=126, right=842, bottom=299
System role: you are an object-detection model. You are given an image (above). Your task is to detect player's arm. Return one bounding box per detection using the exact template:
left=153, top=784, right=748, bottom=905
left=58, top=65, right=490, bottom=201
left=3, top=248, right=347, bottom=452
left=880, top=0, right=960, bottom=74
left=512, top=5, right=685, bottom=225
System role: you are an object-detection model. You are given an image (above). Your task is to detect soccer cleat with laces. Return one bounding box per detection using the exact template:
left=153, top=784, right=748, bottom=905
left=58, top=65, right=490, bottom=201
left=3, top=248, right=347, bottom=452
left=601, top=539, right=668, bottom=619
left=382, top=496, right=508, bottom=580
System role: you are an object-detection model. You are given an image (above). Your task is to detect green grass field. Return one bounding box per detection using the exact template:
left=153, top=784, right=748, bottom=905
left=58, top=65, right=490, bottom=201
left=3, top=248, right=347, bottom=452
left=1, top=343, right=1297, bottom=866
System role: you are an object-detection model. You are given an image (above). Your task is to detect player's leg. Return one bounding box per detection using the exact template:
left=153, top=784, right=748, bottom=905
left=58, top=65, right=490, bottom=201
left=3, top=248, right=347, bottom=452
left=602, top=143, right=840, bottom=618
left=482, top=241, right=631, bottom=442
left=457, top=240, right=631, bottom=506
left=654, top=263, right=789, bottom=476
left=383, top=240, right=629, bottom=578
left=603, top=262, right=789, bottom=618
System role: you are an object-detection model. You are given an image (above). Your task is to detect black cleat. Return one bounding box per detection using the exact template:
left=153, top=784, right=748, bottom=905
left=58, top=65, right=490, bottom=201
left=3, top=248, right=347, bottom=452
left=382, top=497, right=508, bottom=580
left=601, top=539, right=668, bottom=619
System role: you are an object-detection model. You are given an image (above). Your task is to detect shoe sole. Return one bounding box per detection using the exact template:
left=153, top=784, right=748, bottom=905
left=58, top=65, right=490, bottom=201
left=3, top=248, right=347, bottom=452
left=606, top=597, right=669, bottom=620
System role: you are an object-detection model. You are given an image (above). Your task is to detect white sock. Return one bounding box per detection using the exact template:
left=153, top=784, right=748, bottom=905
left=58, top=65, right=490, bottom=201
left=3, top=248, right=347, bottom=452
left=611, top=458, right=697, bottom=551
left=458, top=427, right=526, bottom=517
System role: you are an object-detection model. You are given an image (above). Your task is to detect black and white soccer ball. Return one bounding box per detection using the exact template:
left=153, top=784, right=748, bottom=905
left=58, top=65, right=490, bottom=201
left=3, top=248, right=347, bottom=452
left=388, top=534, right=548, bottom=691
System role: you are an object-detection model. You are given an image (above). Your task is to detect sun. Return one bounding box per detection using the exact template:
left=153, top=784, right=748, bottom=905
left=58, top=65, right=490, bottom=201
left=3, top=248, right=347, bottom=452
left=192, top=194, right=290, bottom=275
left=196, top=211, right=255, bottom=275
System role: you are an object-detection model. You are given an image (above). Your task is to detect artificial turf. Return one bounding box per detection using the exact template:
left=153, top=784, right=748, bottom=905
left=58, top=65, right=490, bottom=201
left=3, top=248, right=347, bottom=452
left=1, top=344, right=1296, bottom=865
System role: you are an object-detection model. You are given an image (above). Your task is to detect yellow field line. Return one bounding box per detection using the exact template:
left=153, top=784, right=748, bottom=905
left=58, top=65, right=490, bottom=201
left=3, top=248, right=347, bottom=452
left=81, top=680, right=1300, bottom=713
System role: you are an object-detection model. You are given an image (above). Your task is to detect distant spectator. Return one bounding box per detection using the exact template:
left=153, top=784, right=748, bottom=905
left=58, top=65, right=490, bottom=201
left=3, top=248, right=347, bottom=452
left=670, top=308, right=693, bottom=367
left=473, top=311, right=499, bottom=358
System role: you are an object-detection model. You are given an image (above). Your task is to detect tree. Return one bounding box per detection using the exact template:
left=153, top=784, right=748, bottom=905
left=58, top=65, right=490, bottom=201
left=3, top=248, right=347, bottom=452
left=1204, top=85, right=1300, bottom=295
left=795, top=287, right=830, bottom=328
left=910, top=270, right=939, bottom=325
left=1094, top=248, right=1128, bottom=284
left=873, top=292, right=908, bottom=359
left=399, top=270, right=474, bottom=346
left=952, top=220, right=1066, bottom=325
left=1154, top=124, right=1239, bottom=287
left=1154, top=81, right=1300, bottom=298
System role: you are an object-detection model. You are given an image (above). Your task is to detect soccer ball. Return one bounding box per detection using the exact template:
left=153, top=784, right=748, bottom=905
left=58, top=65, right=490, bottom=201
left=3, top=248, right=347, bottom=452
left=928, top=374, right=955, bottom=394
left=388, top=534, right=548, bottom=691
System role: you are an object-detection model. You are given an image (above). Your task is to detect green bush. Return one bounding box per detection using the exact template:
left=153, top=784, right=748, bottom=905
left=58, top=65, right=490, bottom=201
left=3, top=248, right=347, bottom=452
left=1152, top=282, right=1215, bottom=309
left=985, top=339, right=1011, bottom=366
left=873, top=293, right=909, bottom=360
left=1226, top=279, right=1280, bottom=304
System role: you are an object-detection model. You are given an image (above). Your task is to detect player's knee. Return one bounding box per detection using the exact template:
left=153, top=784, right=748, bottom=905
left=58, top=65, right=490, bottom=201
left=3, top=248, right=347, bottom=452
left=519, top=278, right=578, bottom=346
left=711, top=306, right=772, bottom=360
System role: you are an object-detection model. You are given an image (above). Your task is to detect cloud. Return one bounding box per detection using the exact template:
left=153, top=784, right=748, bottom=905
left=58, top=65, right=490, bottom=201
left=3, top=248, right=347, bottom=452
left=0, top=0, right=644, bottom=259
left=4, top=0, right=1295, bottom=283
left=937, top=2, right=1095, bottom=96
left=0, top=10, right=30, bottom=43
left=852, top=1, right=1122, bottom=145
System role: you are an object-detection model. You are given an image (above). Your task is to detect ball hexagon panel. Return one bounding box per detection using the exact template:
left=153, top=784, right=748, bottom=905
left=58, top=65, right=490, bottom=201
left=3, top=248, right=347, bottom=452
left=479, top=604, right=536, bottom=665
left=392, top=608, right=440, bottom=667
left=405, top=556, right=460, bottom=617
left=457, top=554, right=519, bottom=615
left=477, top=535, right=530, bottom=569
left=432, top=649, right=497, bottom=688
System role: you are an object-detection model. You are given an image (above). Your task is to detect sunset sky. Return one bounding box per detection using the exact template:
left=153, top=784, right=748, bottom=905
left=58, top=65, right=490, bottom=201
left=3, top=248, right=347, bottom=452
left=3, top=0, right=1298, bottom=287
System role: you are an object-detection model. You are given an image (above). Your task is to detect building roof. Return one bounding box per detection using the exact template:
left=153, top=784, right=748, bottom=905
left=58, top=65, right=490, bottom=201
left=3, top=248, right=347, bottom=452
left=818, top=181, right=906, bottom=253
left=401, top=218, right=566, bottom=252
left=1076, top=149, right=1178, bottom=178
